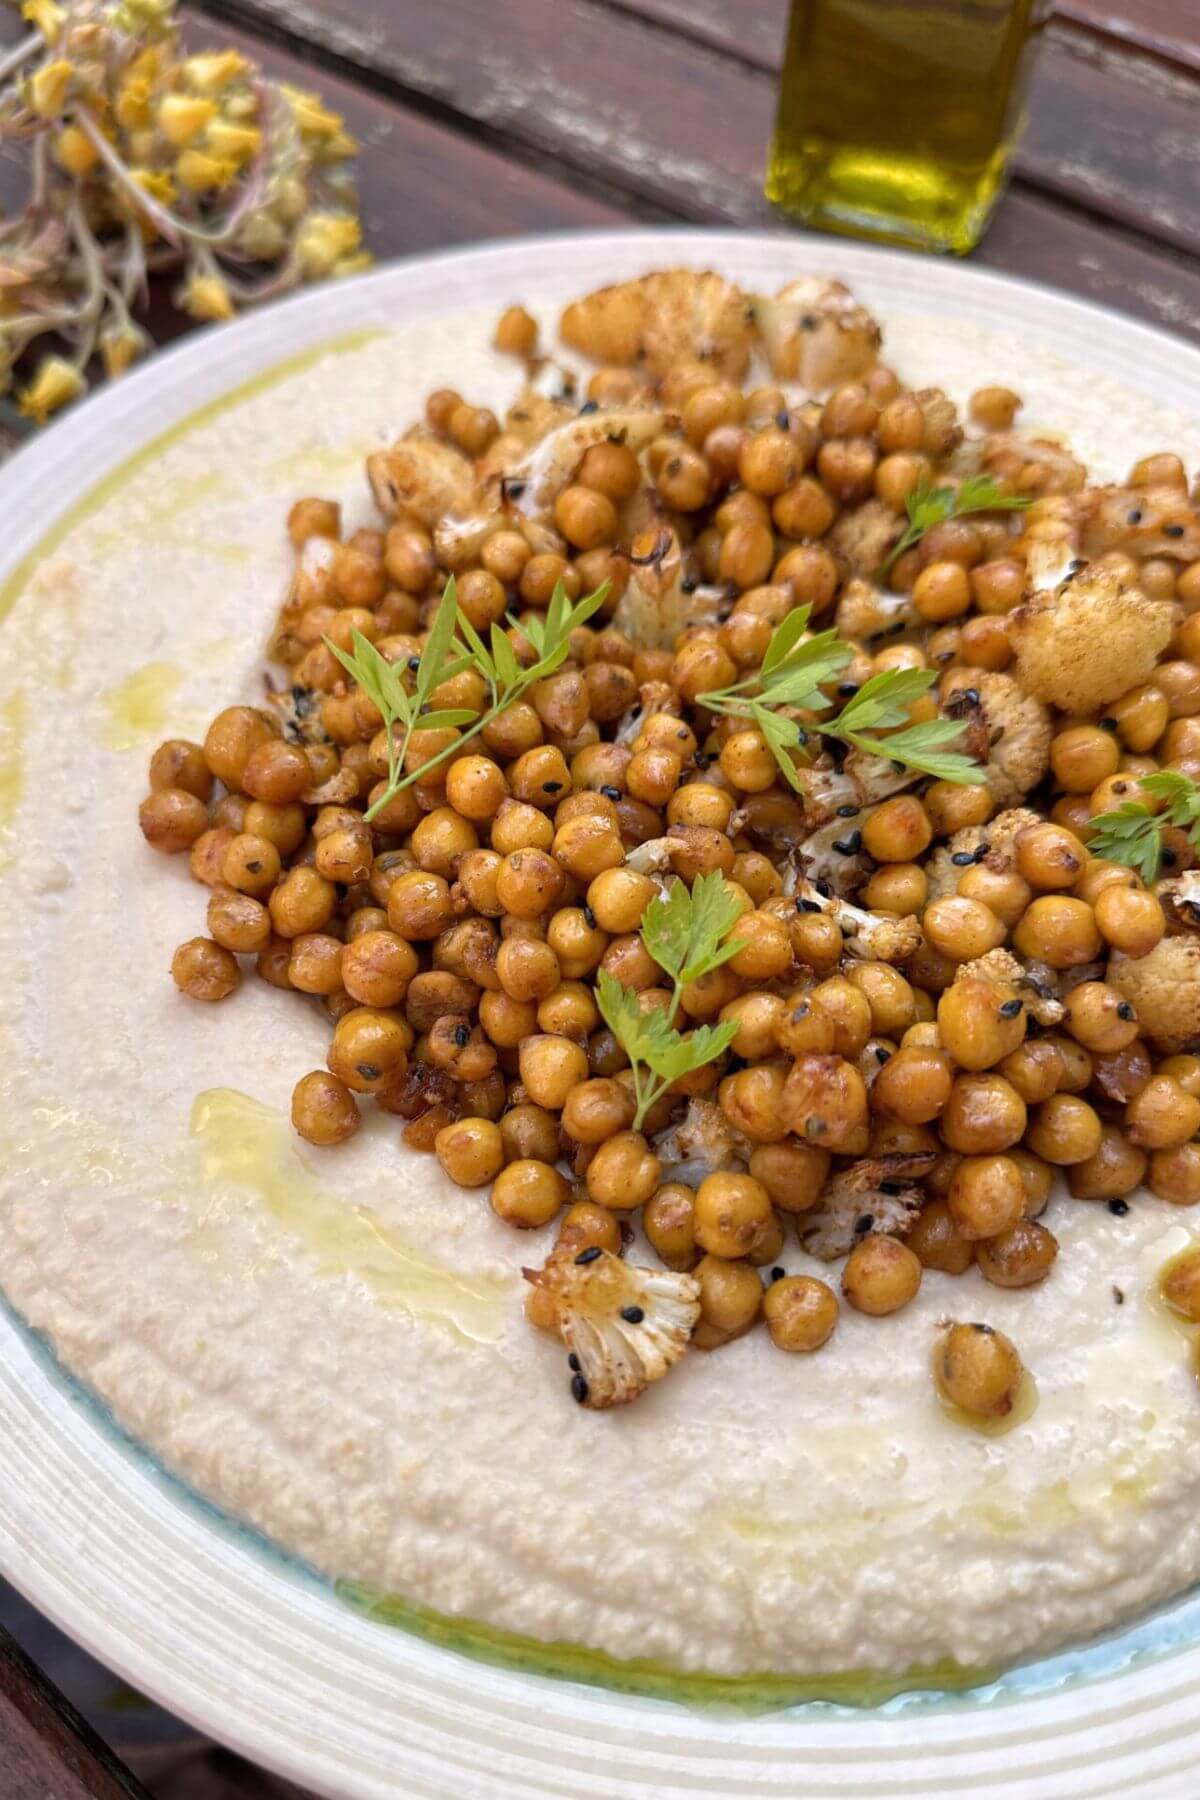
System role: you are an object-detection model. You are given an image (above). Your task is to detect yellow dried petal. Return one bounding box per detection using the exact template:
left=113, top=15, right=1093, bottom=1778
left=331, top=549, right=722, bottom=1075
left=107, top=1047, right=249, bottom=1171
left=116, top=75, right=152, bottom=130
left=54, top=123, right=99, bottom=175
left=159, top=94, right=215, bottom=147
left=21, top=0, right=65, bottom=44
left=175, top=147, right=237, bottom=193
left=204, top=119, right=261, bottom=162
left=100, top=322, right=149, bottom=378
left=126, top=45, right=164, bottom=84
left=17, top=356, right=84, bottom=424
left=180, top=271, right=235, bottom=322
left=318, top=130, right=359, bottom=163
left=333, top=250, right=373, bottom=278
left=295, top=211, right=361, bottom=280
left=281, top=83, right=343, bottom=139
left=131, top=166, right=176, bottom=205
left=182, top=51, right=249, bottom=95
left=28, top=59, right=72, bottom=119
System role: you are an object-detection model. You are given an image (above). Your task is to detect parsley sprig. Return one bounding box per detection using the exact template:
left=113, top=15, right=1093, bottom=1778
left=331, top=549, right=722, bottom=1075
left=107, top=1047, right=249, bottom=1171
left=697, top=608, right=981, bottom=790
left=877, top=473, right=1032, bottom=581
left=1087, top=770, right=1200, bottom=884
left=597, top=871, right=744, bottom=1129
left=327, top=576, right=608, bottom=821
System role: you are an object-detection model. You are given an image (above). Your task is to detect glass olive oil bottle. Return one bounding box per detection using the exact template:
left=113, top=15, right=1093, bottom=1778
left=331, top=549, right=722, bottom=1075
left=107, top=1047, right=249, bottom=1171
left=766, top=0, right=1046, bottom=254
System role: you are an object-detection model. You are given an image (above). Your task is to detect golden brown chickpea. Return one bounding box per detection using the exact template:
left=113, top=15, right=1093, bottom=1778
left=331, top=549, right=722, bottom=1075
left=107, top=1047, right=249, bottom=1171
left=1050, top=726, right=1120, bottom=794
left=267, top=866, right=334, bottom=940
left=969, top=385, right=1020, bottom=429
left=719, top=520, right=775, bottom=591
left=435, top=1117, right=505, bottom=1188
left=1093, top=884, right=1166, bottom=957
left=1160, top=1055, right=1200, bottom=1099
left=861, top=862, right=928, bottom=916
left=941, top=1073, right=1027, bottom=1154
left=255, top=935, right=295, bottom=991
left=976, top=1220, right=1059, bottom=1289
left=291, top=1070, right=359, bottom=1146
left=936, top=1321, right=1024, bottom=1417
left=326, top=1006, right=410, bottom=1094
left=554, top=484, right=617, bottom=550
left=642, top=1182, right=699, bottom=1271
left=747, top=1141, right=830, bottom=1213
left=763, top=1275, right=838, bottom=1353
left=495, top=1106, right=554, bottom=1168
left=727, top=912, right=792, bottom=983
left=810, top=977, right=872, bottom=1059
left=924, top=782, right=994, bottom=839
left=1013, top=896, right=1101, bottom=969
left=738, top=424, right=805, bottom=497
left=191, top=829, right=235, bottom=889
left=1150, top=1143, right=1200, bottom=1205
left=341, top=929, right=418, bottom=1008
left=220, top=832, right=281, bottom=899
left=480, top=528, right=531, bottom=588
left=288, top=495, right=341, bottom=547
left=449, top=403, right=498, bottom=456
left=491, top=1159, right=568, bottom=1228
left=1006, top=1146, right=1052, bottom=1217
left=560, top=1077, right=635, bottom=1145
left=493, top=849, right=563, bottom=920
left=842, top=1234, right=921, bottom=1316
left=537, top=981, right=600, bottom=1040
left=781, top=1053, right=869, bottom=1153
left=692, top=1171, right=773, bottom=1259
left=953, top=865, right=1032, bottom=931
left=203, top=705, right=278, bottom=790
left=585, top=1130, right=661, bottom=1209
left=553, top=1200, right=622, bottom=1263
left=508, top=745, right=572, bottom=809
left=1015, top=822, right=1088, bottom=892
left=693, top=1254, right=762, bottom=1348
left=171, top=936, right=239, bottom=1001
left=287, top=931, right=344, bottom=995
left=922, top=895, right=1005, bottom=963
left=149, top=737, right=214, bottom=802
left=586, top=866, right=656, bottom=936
left=997, top=1038, right=1063, bottom=1105
left=1159, top=1247, right=1200, bottom=1323
left=913, top=560, right=971, bottom=623
left=315, top=824, right=373, bottom=885
left=1125, top=1075, right=1200, bottom=1149
left=948, top=1154, right=1027, bottom=1241
left=1066, top=1125, right=1147, bottom=1200
left=845, top=962, right=917, bottom=1037
left=816, top=436, right=876, bottom=504
left=493, top=303, right=538, bottom=356
left=386, top=869, right=455, bottom=939
left=717, top=1067, right=788, bottom=1145
left=873, top=1045, right=954, bottom=1123
left=443, top=754, right=507, bottom=822
left=718, top=992, right=783, bottom=1062
left=906, top=1201, right=974, bottom=1275
left=545, top=910, right=607, bottom=980
left=1026, top=1093, right=1103, bottom=1164
left=517, top=1033, right=589, bottom=1110
left=1062, top=981, right=1139, bottom=1054
left=969, top=558, right=1024, bottom=615
left=1108, top=681, right=1169, bottom=752
left=138, top=788, right=209, bottom=854
left=861, top=795, right=932, bottom=863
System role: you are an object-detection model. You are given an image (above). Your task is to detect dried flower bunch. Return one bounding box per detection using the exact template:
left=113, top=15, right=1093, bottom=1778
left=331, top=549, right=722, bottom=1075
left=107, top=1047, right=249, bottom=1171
left=0, top=0, right=367, bottom=421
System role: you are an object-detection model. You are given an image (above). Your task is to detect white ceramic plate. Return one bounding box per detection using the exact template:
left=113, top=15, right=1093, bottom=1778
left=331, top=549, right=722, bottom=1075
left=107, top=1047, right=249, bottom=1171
left=3, top=229, right=1200, bottom=1800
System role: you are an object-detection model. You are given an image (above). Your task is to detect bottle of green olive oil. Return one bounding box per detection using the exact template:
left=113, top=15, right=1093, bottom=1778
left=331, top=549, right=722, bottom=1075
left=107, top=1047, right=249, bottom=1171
left=766, top=0, right=1046, bottom=254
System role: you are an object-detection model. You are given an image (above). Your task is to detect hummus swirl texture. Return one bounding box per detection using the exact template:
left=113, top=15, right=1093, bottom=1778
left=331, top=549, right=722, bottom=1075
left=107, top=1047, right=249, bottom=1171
left=3, top=312, right=1200, bottom=1681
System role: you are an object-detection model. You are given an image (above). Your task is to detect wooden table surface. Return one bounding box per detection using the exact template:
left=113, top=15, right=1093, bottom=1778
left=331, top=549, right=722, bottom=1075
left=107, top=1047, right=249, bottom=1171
left=2, top=0, right=1199, bottom=1791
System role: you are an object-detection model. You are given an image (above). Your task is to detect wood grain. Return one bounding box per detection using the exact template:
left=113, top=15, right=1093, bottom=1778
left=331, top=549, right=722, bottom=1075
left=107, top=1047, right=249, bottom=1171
left=1056, top=0, right=1200, bottom=72
left=0, top=1623, right=149, bottom=1800
left=193, top=0, right=1200, bottom=344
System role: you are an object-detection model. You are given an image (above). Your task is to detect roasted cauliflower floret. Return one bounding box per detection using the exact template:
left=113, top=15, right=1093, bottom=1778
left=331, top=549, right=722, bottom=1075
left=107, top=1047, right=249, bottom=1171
left=524, top=1251, right=700, bottom=1409
left=1158, top=872, right=1200, bottom=932
left=751, top=276, right=881, bottom=390
left=560, top=270, right=754, bottom=381
left=911, top=388, right=962, bottom=459
left=500, top=408, right=667, bottom=514
left=798, top=1153, right=936, bottom=1261
left=366, top=431, right=479, bottom=526
left=981, top=431, right=1087, bottom=496
left=789, top=877, right=923, bottom=962
left=1081, top=484, right=1200, bottom=563
left=834, top=576, right=914, bottom=641
left=1109, top=937, right=1200, bottom=1055
left=940, top=670, right=1051, bottom=807
left=827, top=501, right=905, bottom=582
left=654, top=1096, right=750, bottom=1176
left=1009, top=566, right=1175, bottom=714
left=924, top=807, right=1040, bottom=903
left=952, top=947, right=1064, bottom=1027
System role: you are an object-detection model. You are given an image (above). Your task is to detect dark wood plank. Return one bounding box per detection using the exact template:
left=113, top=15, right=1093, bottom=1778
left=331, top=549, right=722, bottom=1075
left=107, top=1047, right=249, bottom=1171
left=0, top=1623, right=151, bottom=1800
left=1056, top=0, right=1200, bottom=72
left=571, top=0, right=1200, bottom=260
left=192, top=0, right=1200, bottom=346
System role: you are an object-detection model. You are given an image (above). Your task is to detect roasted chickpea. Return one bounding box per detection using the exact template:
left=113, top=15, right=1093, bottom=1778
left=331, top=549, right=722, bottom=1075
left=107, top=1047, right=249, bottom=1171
left=138, top=788, right=209, bottom=854
left=719, top=1066, right=789, bottom=1144
left=948, top=1154, right=1026, bottom=1241
left=291, top=1070, right=359, bottom=1146
left=220, top=832, right=281, bottom=898
left=941, top=1073, right=1026, bottom=1154
left=387, top=870, right=455, bottom=939
left=1093, top=884, right=1165, bottom=957
left=861, top=796, right=932, bottom=863
left=1125, top=1075, right=1200, bottom=1149
left=842, top=1234, right=921, bottom=1316
left=873, top=1045, right=954, bottom=1123
left=500, top=931, right=566, bottom=996
left=517, top=1033, right=589, bottom=1110
left=490, top=1160, right=568, bottom=1228
left=287, top=931, right=344, bottom=996
left=1015, top=822, right=1087, bottom=892
left=906, top=1201, right=974, bottom=1275
left=554, top=1200, right=622, bottom=1262
left=203, top=705, right=277, bottom=790
left=1062, top=981, right=1139, bottom=1054
left=341, top=929, right=418, bottom=1007
left=171, top=936, right=239, bottom=1001
left=781, top=1053, right=869, bottom=1153
left=1013, top=896, right=1101, bottom=968
left=269, top=865, right=336, bottom=939
left=936, top=976, right=1027, bottom=1070
left=585, top=1130, right=661, bottom=1209
left=922, top=895, right=1005, bottom=963
left=1149, top=1143, right=1200, bottom=1205
left=997, top=1038, right=1063, bottom=1105
left=764, top=1275, right=839, bottom=1352
left=693, top=1171, right=773, bottom=1259
left=314, top=824, right=373, bottom=885
left=435, top=1117, right=505, bottom=1188
left=936, top=1322, right=1024, bottom=1418
left=561, top=1077, right=635, bottom=1145
left=862, top=862, right=928, bottom=916
left=1050, top=726, right=1120, bottom=794
left=1067, top=1125, right=1147, bottom=1200
left=693, top=1254, right=762, bottom=1348
left=444, top=754, right=508, bottom=821
left=1026, top=1093, right=1103, bottom=1164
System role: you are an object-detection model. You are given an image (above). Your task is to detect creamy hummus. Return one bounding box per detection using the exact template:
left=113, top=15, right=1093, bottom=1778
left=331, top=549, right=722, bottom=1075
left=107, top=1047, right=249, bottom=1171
left=3, top=308, right=1200, bottom=1682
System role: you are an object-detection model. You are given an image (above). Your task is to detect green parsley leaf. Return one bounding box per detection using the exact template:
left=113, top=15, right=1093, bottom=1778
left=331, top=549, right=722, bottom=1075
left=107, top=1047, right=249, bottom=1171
left=823, top=669, right=980, bottom=784
left=876, top=472, right=1032, bottom=581
left=641, top=871, right=746, bottom=993
left=1088, top=771, right=1200, bottom=884
left=596, top=970, right=738, bottom=1130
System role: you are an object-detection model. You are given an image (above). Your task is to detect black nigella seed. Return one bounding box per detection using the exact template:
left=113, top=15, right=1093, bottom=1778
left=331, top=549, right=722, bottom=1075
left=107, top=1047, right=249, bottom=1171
left=836, top=803, right=859, bottom=817
left=578, top=399, right=599, bottom=414
left=582, top=904, right=597, bottom=928
left=454, top=1024, right=470, bottom=1047
left=950, top=850, right=974, bottom=866
left=776, top=411, right=791, bottom=430
left=356, top=1063, right=381, bottom=1081
left=1164, top=523, right=1185, bottom=539
left=770, top=1266, right=786, bottom=1283
left=814, top=879, right=832, bottom=897
left=1113, top=1285, right=1125, bottom=1304
left=1099, top=717, right=1118, bottom=732
left=408, top=655, right=421, bottom=671
left=680, top=575, right=699, bottom=594
left=571, top=1374, right=589, bottom=1404
left=1163, top=847, right=1178, bottom=867
left=504, top=478, right=526, bottom=499
left=972, top=842, right=990, bottom=862
left=1116, top=1001, right=1135, bottom=1020
left=1127, top=509, right=1143, bottom=525
left=621, top=1305, right=645, bottom=1324
left=798, top=897, right=822, bottom=913
left=575, top=1246, right=602, bottom=1265
left=832, top=832, right=862, bottom=856
left=878, top=1181, right=904, bottom=1195
left=630, top=703, right=642, bottom=718
left=837, top=681, right=859, bottom=698
left=601, top=784, right=622, bottom=801
left=568, top=1352, right=580, bottom=1372
left=999, top=998, right=1023, bottom=1018
left=1109, top=1198, right=1130, bottom=1217
left=854, top=1213, right=874, bottom=1234
left=963, top=687, right=981, bottom=706
left=973, top=1322, right=995, bottom=1336
left=542, top=780, right=563, bottom=793
left=875, top=1045, right=891, bottom=1064
left=246, top=860, right=262, bottom=874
